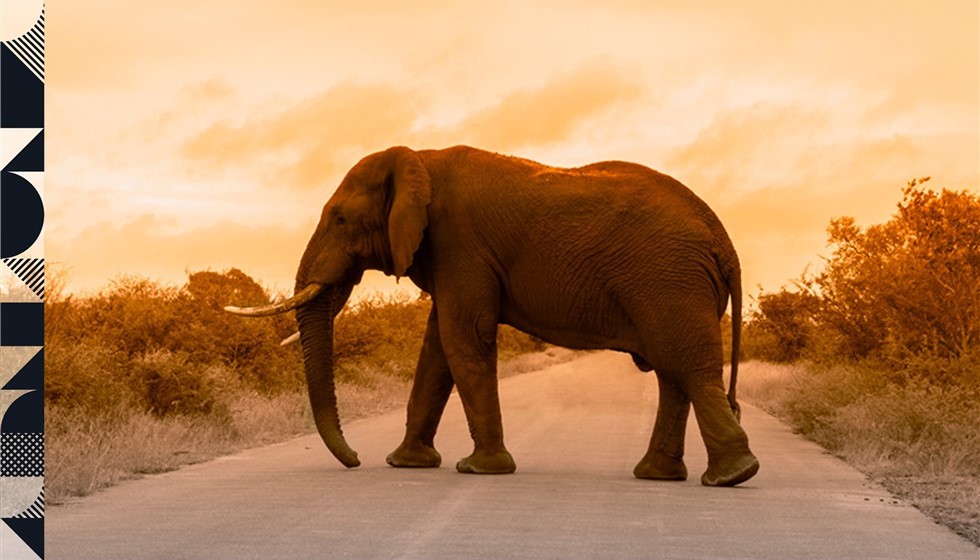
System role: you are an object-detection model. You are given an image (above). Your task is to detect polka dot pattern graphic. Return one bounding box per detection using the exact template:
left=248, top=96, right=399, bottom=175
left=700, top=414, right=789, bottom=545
left=1, top=432, right=44, bottom=477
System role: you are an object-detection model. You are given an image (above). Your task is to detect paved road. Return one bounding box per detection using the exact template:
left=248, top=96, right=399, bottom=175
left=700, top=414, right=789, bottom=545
left=47, top=352, right=976, bottom=559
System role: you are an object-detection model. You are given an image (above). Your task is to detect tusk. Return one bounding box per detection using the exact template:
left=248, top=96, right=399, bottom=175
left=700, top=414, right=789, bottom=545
left=280, top=331, right=301, bottom=346
left=224, top=283, right=324, bottom=317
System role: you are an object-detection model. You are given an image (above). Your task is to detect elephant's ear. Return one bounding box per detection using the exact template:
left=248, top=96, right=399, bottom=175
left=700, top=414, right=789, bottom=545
left=386, top=147, right=432, bottom=279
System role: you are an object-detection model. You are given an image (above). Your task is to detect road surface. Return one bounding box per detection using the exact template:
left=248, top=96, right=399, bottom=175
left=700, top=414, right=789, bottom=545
left=47, top=352, right=976, bottom=559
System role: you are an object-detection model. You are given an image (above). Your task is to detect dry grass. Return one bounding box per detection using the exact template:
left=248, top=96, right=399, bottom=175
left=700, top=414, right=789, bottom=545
left=735, top=360, right=980, bottom=546
left=726, top=360, right=802, bottom=408
left=46, top=348, right=575, bottom=504
left=337, top=368, right=413, bottom=422
left=46, top=392, right=313, bottom=503
left=499, top=346, right=581, bottom=379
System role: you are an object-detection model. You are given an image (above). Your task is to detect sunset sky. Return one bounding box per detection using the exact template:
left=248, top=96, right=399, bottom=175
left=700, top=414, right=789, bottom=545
left=46, top=1, right=978, bottom=303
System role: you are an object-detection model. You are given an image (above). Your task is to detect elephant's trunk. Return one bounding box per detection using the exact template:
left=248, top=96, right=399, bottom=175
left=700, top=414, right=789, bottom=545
left=296, top=284, right=360, bottom=468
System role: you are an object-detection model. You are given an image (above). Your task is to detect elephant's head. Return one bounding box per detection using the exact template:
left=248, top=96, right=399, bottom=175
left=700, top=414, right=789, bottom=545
left=226, top=146, right=431, bottom=467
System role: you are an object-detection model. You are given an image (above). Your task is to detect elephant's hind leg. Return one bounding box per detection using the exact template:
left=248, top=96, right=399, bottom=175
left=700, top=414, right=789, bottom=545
left=634, top=374, right=690, bottom=481
left=631, top=299, right=758, bottom=486
left=689, top=374, right=759, bottom=486
left=387, top=307, right=452, bottom=468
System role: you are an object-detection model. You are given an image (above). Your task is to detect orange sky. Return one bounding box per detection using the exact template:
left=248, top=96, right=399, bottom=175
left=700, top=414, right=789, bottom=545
left=46, top=1, right=979, bottom=304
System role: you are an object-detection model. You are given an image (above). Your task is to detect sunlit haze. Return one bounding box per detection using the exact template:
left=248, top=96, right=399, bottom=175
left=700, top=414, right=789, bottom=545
left=46, top=1, right=979, bottom=302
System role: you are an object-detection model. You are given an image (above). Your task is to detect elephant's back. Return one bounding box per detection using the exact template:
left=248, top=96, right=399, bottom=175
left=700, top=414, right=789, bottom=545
left=423, top=145, right=736, bottom=271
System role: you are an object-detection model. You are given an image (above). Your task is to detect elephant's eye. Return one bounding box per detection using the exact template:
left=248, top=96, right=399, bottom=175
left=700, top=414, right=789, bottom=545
left=335, top=214, right=346, bottom=226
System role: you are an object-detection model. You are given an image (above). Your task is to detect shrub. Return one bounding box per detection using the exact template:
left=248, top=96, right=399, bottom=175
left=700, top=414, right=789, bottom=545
left=169, top=269, right=303, bottom=393
left=81, top=276, right=182, bottom=357
left=731, top=180, right=979, bottom=542
left=747, top=287, right=818, bottom=363
left=134, top=350, right=230, bottom=418
left=332, top=292, right=430, bottom=383
left=333, top=291, right=548, bottom=380
left=813, top=179, right=980, bottom=365
left=45, top=341, right=140, bottom=411
left=747, top=180, right=980, bottom=377
left=498, top=325, right=548, bottom=357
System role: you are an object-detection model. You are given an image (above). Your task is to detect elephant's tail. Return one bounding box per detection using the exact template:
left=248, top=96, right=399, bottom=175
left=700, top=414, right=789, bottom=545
left=726, top=265, right=743, bottom=423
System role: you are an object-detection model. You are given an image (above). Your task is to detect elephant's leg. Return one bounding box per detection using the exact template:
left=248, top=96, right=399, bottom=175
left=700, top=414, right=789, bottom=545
left=687, top=372, right=759, bottom=486
left=632, top=295, right=758, bottom=486
left=634, top=374, right=690, bottom=481
left=387, top=307, right=453, bottom=468
left=436, top=297, right=516, bottom=474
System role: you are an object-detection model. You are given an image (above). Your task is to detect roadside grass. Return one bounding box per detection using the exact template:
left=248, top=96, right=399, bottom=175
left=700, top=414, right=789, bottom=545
left=736, top=360, right=980, bottom=545
left=46, top=392, right=313, bottom=503
left=46, top=348, right=573, bottom=505
left=45, top=269, right=569, bottom=504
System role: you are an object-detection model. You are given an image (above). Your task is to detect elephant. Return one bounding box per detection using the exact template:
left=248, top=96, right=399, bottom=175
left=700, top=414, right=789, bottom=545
left=226, top=145, right=760, bottom=487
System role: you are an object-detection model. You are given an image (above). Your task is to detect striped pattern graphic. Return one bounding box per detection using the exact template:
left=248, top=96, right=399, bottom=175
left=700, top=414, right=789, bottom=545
left=12, top=488, right=44, bottom=519
left=3, top=258, right=44, bottom=300
left=3, top=7, right=45, bottom=82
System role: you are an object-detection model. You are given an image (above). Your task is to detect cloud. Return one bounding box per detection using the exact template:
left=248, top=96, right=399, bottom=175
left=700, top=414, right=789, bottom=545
left=667, top=103, right=828, bottom=198
left=180, top=78, right=236, bottom=104
left=440, top=62, right=643, bottom=151
left=662, top=96, right=979, bottom=293
left=663, top=98, right=974, bottom=205
left=181, top=82, right=420, bottom=188
left=49, top=213, right=414, bottom=300
left=180, top=63, right=642, bottom=189
left=48, top=0, right=977, bottom=301
left=48, top=215, right=311, bottom=295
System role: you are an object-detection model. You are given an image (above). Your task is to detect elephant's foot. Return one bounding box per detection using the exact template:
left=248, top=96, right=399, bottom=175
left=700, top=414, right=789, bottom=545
left=455, top=449, right=516, bottom=474
left=633, top=452, right=688, bottom=481
left=700, top=451, right=759, bottom=487
left=386, top=440, right=442, bottom=468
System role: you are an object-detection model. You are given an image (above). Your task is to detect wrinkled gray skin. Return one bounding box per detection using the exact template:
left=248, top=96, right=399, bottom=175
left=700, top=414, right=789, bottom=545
left=276, top=145, right=758, bottom=486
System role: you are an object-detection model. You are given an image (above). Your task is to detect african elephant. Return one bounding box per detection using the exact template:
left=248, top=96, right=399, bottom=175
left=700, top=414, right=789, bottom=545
left=227, top=145, right=759, bottom=487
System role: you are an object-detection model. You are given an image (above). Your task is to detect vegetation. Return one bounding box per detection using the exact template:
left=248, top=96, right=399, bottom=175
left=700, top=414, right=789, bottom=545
left=45, top=269, right=549, bottom=503
left=741, top=179, right=980, bottom=544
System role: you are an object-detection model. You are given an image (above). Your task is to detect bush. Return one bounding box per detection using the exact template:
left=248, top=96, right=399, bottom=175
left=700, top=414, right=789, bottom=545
left=333, top=292, right=430, bottom=377
left=747, top=287, right=818, bottom=362
left=498, top=325, right=548, bottom=357
left=776, top=361, right=885, bottom=435
left=333, top=291, right=549, bottom=381
left=80, top=276, right=182, bottom=357
left=747, top=180, right=980, bottom=377
left=813, top=179, right=980, bottom=365
left=45, top=341, right=140, bottom=411
left=134, top=350, right=230, bottom=418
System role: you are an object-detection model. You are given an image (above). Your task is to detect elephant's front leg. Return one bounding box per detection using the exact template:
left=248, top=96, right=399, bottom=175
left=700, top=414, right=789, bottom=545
left=437, top=300, right=516, bottom=474
left=634, top=374, right=690, bottom=481
left=387, top=306, right=454, bottom=468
